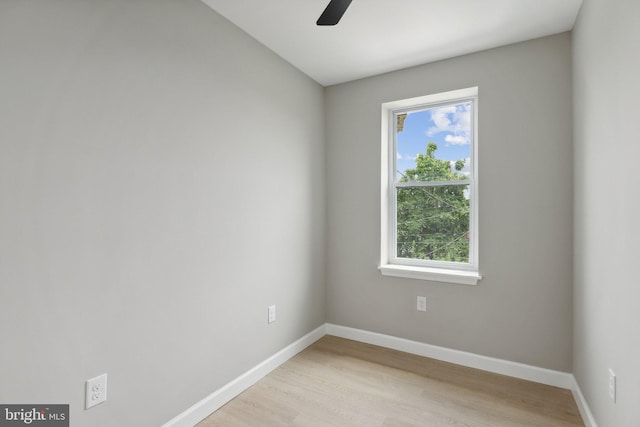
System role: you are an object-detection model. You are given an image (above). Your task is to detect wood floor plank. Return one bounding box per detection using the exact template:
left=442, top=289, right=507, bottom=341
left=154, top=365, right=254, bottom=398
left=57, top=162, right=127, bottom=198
left=198, top=336, right=584, bottom=427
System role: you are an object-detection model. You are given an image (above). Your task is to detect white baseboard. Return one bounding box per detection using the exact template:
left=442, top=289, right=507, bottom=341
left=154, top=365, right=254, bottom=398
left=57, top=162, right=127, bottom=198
left=327, top=324, right=574, bottom=389
left=570, top=377, right=598, bottom=427
left=163, top=323, right=597, bottom=427
left=162, top=324, right=327, bottom=427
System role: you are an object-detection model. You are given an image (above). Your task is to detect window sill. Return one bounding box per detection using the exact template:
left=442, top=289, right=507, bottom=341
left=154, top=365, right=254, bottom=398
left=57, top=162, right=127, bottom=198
left=378, top=264, right=482, bottom=286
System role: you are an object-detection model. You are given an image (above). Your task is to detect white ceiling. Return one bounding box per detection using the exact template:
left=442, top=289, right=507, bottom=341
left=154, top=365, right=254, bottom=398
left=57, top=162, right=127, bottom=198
left=201, top=0, right=583, bottom=86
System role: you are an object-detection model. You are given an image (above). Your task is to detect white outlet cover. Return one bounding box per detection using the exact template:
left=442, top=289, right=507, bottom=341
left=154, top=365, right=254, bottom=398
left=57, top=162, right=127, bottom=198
left=417, top=296, right=427, bottom=312
left=608, top=369, right=616, bottom=402
left=85, top=373, right=107, bottom=409
left=268, top=305, right=276, bottom=324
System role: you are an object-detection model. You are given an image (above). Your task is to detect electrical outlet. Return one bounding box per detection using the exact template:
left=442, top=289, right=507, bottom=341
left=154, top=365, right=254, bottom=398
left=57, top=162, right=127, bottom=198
left=85, top=373, right=107, bottom=409
left=417, top=296, right=427, bottom=312
left=608, top=369, right=616, bottom=402
left=268, top=305, right=276, bottom=324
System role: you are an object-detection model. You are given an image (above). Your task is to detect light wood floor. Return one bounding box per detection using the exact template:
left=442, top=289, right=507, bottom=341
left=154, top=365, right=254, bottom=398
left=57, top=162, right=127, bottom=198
left=198, top=336, right=584, bottom=427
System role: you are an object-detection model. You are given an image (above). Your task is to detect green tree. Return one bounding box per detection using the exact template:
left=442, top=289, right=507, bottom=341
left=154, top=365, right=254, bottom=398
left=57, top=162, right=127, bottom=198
left=397, top=142, right=470, bottom=262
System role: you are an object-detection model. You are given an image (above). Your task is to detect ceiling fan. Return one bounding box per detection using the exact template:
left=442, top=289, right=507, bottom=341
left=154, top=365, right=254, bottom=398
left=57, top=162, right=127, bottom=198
left=316, top=0, right=353, bottom=26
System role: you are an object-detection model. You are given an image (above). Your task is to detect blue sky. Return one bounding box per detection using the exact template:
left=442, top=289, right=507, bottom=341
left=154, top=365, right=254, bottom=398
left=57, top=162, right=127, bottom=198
left=396, top=102, right=471, bottom=178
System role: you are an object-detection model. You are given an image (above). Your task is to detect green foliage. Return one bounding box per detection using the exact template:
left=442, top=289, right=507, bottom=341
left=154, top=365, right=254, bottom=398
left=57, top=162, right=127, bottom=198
left=397, top=142, right=470, bottom=263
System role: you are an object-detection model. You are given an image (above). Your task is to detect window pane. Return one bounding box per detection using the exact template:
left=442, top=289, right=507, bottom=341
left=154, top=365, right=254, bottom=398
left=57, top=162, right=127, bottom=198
left=396, top=102, right=471, bottom=182
left=396, top=185, right=470, bottom=263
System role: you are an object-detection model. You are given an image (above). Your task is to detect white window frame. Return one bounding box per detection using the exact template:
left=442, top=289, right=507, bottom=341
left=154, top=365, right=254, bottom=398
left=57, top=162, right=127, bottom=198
left=379, top=87, right=481, bottom=285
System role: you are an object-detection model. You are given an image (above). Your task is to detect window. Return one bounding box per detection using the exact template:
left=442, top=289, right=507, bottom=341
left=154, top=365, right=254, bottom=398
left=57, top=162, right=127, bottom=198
left=379, top=87, right=481, bottom=285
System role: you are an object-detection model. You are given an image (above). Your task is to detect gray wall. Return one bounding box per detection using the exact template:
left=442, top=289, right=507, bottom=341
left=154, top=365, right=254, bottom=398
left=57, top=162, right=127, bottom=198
left=573, top=0, right=640, bottom=425
left=325, top=33, right=574, bottom=372
left=0, top=1, right=325, bottom=425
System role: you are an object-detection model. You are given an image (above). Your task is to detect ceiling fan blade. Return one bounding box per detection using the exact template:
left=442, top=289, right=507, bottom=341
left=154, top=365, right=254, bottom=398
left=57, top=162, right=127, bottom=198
left=316, top=0, right=353, bottom=26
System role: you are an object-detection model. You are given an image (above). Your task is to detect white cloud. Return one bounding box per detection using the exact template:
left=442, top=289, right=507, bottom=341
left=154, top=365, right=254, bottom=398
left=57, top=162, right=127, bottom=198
left=427, top=106, right=456, bottom=135
left=445, top=135, right=468, bottom=145
left=426, top=102, right=471, bottom=145
left=397, top=152, right=402, bottom=160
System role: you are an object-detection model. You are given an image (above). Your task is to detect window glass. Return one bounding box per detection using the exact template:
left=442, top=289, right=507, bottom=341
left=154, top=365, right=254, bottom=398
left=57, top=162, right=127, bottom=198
left=396, top=184, right=470, bottom=263
left=394, top=100, right=472, bottom=264
left=396, top=103, right=472, bottom=183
